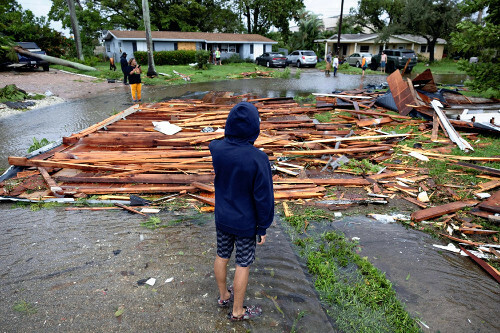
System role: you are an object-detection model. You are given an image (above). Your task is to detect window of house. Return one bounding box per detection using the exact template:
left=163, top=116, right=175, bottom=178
left=132, top=41, right=137, bottom=52
left=360, top=45, right=369, bottom=53
left=420, top=45, right=428, bottom=52
left=106, top=43, right=110, bottom=52
left=228, top=44, right=236, bottom=52
left=220, top=44, right=228, bottom=52
left=250, top=44, right=254, bottom=54
left=174, top=42, right=178, bottom=50
left=118, top=42, right=122, bottom=47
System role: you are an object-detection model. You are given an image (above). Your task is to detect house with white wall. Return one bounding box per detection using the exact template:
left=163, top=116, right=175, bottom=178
left=103, top=30, right=277, bottom=61
left=315, top=33, right=447, bottom=61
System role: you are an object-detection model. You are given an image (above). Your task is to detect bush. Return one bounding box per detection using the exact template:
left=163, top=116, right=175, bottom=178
left=221, top=54, right=252, bottom=64
left=458, top=60, right=500, bottom=95
left=195, top=50, right=210, bottom=70
left=134, top=50, right=197, bottom=66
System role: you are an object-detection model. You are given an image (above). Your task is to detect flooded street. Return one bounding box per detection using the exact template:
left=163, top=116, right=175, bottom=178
left=1, top=69, right=497, bottom=332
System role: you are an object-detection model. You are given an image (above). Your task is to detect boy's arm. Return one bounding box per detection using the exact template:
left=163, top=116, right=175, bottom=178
left=254, top=158, right=274, bottom=236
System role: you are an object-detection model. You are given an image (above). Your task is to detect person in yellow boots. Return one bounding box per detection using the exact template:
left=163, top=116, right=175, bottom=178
left=127, top=58, right=142, bottom=103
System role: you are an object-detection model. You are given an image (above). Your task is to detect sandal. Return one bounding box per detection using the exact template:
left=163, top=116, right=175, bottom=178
left=228, top=305, right=262, bottom=321
left=217, top=285, right=234, bottom=308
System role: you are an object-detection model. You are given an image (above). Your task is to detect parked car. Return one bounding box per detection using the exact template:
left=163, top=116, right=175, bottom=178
left=370, top=49, right=417, bottom=73
left=286, top=50, right=317, bottom=68
left=345, top=52, right=372, bottom=68
left=15, top=42, right=50, bottom=71
left=255, top=52, right=287, bottom=68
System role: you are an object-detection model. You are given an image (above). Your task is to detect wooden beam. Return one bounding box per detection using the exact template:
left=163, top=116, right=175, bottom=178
left=411, top=200, right=479, bottom=222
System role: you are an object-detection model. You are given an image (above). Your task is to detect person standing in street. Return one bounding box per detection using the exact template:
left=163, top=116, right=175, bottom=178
left=209, top=102, right=274, bottom=321
left=333, top=55, right=339, bottom=77
left=120, top=52, right=129, bottom=85
left=381, top=51, right=387, bottom=73
left=215, top=48, right=221, bottom=65
left=325, top=52, right=332, bottom=75
left=127, top=58, right=142, bottom=102
left=361, top=55, right=367, bottom=77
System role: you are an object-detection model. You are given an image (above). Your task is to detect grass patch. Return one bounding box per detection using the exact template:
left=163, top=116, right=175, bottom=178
left=282, top=206, right=419, bottom=332
left=13, top=300, right=37, bottom=314
left=414, top=58, right=466, bottom=75
left=294, top=94, right=316, bottom=105
left=51, top=61, right=281, bottom=86
left=271, top=67, right=291, bottom=79
left=314, top=111, right=333, bottom=123
left=141, top=216, right=162, bottom=229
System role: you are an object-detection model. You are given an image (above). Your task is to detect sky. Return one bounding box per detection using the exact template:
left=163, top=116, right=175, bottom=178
left=17, top=0, right=359, bottom=36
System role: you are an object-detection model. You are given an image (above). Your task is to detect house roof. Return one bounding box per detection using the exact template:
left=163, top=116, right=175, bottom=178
left=104, top=30, right=277, bottom=44
left=315, top=33, right=446, bottom=44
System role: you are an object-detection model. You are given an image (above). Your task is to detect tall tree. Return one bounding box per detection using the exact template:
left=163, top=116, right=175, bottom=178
left=289, top=10, right=322, bottom=51
left=399, top=0, right=461, bottom=62
left=236, top=0, right=304, bottom=41
left=66, top=0, right=83, bottom=60
left=1, top=0, right=70, bottom=57
left=349, top=0, right=405, bottom=33
left=142, top=0, right=156, bottom=77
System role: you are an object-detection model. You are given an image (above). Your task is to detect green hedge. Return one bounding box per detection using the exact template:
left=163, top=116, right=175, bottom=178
left=134, top=50, right=197, bottom=66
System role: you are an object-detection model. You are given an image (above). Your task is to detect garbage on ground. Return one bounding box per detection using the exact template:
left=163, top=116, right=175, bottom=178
left=0, top=70, right=499, bottom=282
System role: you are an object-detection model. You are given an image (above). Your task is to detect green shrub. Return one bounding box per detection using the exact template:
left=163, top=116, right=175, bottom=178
left=458, top=60, right=500, bottom=95
left=27, top=137, right=54, bottom=153
left=195, top=50, right=210, bottom=70
left=134, top=50, right=197, bottom=66
left=221, top=53, right=246, bottom=64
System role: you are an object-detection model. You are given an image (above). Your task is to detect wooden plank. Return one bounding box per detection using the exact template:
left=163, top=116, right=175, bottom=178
left=411, top=200, right=479, bottom=222
left=402, top=196, right=428, bottom=209
left=457, top=163, right=500, bottom=178
left=283, top=145, right=393, bottom=156
left=9, top=157, right=130, bottom=172
left=191, top=182, right=215, bottom=192
left=431, top=112, right=439, bottom=141
left=114, top=203, right=147, bottom=216
left=189, top=193, right=215, bottom=206
left=459, top=245, right=500, bottom=284
left=386, top=70, right=414, bottom=116
left=56, top=174, right=214, bottom=184
left=477, top=190, right=500, bottom=213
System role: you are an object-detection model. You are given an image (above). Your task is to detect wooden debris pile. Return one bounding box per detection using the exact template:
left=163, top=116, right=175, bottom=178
left=0, top=81, right=499, bottom=273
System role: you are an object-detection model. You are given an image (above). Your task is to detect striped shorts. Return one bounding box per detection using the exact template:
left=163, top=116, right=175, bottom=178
left=216, top=229, right=256, bottom=267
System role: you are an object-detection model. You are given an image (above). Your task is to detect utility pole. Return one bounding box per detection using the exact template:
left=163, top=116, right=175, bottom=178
left=336, top=0, right=345, bottom=56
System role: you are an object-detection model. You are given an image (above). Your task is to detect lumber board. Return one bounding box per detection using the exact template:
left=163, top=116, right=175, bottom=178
left=477, top=190, right=500, bottom=213
left=56, top=174, right=214, bottom=184
left=282, top=145, right=393, bottom=156
left=9, top=157, right=130, bottom=172
left=386, top=70, right=414, bottom=115
left=411, top=200, right=479, bottom=222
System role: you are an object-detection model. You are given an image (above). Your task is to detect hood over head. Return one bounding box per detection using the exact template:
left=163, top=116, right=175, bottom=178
left=224, top=102, right=260, bottom=144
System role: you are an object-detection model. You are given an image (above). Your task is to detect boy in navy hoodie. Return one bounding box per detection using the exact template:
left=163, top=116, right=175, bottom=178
left=209, top=102, right=274, bottom=321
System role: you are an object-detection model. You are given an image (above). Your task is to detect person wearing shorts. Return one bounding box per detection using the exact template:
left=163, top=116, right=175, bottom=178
left=209, top=102, right=274, bottom=322
left=381, top=52, right=387, bottom=73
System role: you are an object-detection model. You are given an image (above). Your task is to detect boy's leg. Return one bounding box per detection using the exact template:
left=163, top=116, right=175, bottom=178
left=232, top=265, right=250, bottom=317
left=214, top=255, right=231, bottom=301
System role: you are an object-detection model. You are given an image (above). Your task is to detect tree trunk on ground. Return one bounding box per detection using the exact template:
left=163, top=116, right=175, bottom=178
left=66, top=0, right=84, bottom=61
left=142, top=0, right=157, bottom=77
left=14, top=47, right=97, bottom=71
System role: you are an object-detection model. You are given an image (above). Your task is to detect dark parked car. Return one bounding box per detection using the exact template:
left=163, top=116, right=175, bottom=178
left=370, top=49, right=417, bottom=73
left=255, top=52, right=287, bottom=67
left=15, top=42, right=49, bottom=71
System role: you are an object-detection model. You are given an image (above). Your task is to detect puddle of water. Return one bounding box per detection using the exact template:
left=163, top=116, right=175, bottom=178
left=0, top=206, right=334, bottom=332
left=319, top=216, right=500, bottom=332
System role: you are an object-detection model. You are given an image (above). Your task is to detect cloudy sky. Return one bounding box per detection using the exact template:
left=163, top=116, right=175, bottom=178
left=17, top=0, right=359, bottom=35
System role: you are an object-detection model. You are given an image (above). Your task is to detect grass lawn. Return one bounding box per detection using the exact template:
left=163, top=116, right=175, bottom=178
left=52, top=61, right=282, bottom=86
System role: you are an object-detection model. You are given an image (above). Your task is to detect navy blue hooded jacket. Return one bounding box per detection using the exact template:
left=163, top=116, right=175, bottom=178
left=209, top=102, right=274, bottom=237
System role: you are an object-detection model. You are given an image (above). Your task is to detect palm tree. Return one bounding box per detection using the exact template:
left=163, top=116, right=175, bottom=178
left=66, top=0, right=83, bottom=60
left=290, top=11, right=323, bottom=51
left=142, top=0, right=157, bottom=77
